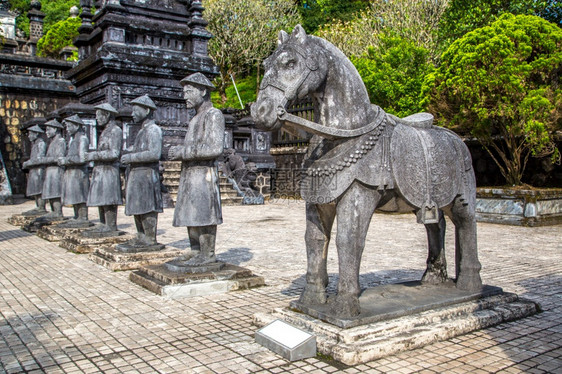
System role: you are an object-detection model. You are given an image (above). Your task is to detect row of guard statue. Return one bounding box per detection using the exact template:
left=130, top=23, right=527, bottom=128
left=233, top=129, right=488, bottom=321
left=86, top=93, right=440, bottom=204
left=22, top=73, right=225, bottom=267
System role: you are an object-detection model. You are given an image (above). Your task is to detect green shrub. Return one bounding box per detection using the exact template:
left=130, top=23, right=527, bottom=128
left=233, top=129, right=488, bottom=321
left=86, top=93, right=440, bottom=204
left=423, top=14, right=562, bottom=186
left=37, top=16, right=80, bottom=59
left=352, top=34, right=434, bottom=117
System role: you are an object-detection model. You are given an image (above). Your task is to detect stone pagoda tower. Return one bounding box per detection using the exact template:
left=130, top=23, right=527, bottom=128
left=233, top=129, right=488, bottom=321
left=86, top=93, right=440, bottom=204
left=66, top=0, right=219, bottom=154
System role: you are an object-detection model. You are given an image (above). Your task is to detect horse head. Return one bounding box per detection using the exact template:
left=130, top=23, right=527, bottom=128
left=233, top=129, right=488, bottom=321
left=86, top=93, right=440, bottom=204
left=251, top=25, right=328, bottom=131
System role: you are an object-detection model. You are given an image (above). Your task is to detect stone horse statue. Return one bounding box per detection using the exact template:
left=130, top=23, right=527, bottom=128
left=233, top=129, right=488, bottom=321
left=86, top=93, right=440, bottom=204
left=251, top=25, right=482, bottom=318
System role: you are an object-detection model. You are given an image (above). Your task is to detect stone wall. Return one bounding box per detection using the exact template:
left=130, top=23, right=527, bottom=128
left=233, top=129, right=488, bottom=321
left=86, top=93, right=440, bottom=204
left=0, top=54, right=77, bottom=194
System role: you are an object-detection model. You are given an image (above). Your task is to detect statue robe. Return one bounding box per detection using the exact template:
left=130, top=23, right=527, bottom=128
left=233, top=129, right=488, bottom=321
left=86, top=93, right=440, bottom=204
left=25, top=138, right=46, bottom=197
left=173, top=101, right=224, bottom=227
left=41, top=134, right=66, bottom=200
left=87, top=122, right=123, bottom=206
left=61, top=132, right=90, bottom=206
left=124, top=120, right=163, bottom=216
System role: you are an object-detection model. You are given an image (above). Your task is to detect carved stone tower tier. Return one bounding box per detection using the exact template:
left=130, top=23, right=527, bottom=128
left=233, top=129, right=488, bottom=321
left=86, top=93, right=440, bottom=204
left=66, top=0, right=219, bottom=155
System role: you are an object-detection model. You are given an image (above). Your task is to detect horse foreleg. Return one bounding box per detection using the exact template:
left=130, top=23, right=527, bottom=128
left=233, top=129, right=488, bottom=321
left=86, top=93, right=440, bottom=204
left=421, top=210, right=448, bottom=284
left=332, top=182, right=379, bottom=318
left=450, top=198, right=482, bottom=291
left=299, top=202, right=336, bottom=306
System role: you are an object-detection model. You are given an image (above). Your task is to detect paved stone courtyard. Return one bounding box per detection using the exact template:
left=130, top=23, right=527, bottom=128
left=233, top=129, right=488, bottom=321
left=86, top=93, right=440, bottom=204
left=0, top=199, right=560, bottom=373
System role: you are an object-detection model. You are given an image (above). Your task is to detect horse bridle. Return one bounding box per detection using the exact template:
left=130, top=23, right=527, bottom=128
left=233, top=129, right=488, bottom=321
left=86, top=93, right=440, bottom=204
left=259, top=43, right=319, bottom=110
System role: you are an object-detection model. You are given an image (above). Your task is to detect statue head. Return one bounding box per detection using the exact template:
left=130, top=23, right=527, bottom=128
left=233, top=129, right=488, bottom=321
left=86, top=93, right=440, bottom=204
left=27, top=124, right=44, bottom=142
left=63, top=115, right=85, bottom=136
left=130, top=94, right=156, bottom=123
left=44, top=119, right=63, bottom=138
left=94, top=103, right=118, bottom=127
left=180, top=72, right=214, bottom=110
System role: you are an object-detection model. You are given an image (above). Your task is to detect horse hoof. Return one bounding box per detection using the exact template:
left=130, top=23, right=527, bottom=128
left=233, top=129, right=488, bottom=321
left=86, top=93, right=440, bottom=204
left=299, top=286, right=327, bottom=305
left=456, top=273, right=482, bottom=291
left=421, top=269, right=448, bottom=285
left=330, top=294, right=360, bottom=319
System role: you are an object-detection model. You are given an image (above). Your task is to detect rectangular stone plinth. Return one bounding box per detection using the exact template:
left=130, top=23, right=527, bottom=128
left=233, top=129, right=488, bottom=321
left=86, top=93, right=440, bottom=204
left=254, top=285, right=540, bottom=366
left=89, top=246, right=187, bottom=271
left=292, top=281, right=503, bottom=329
left=130, top=263, right=265, bottom=298
left=60, top=232, right=132, bottom=254
left=37, top=225, right=90, bottom=242
left=7, top=214, right=37, bottom=227
left=22, top=218, right=66, bottom=233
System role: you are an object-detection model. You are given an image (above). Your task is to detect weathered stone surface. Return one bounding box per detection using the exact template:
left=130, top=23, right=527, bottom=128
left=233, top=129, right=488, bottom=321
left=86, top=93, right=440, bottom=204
left=476, top=187, right=562, bottom=226
left=254, top=289, right=540, bottom=365
left=89, top=245, right=186, bottom=271
left=130, top=262, right=265, bottom=298
left=252, top=25, right=482, bottom=318
left=36, top=225, right=90, bottom=242
left=59, top=232, right=132, bottom=254
left=290, top=281, right=503, bottom=329
left=7, top=214, right=37, bottom=227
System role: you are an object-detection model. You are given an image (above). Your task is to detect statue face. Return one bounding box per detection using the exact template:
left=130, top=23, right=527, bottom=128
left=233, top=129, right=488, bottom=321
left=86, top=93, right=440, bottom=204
left=45, top=126, right=57, bottom=138
left=183, top=85, right=206, bottom=109
left=28, top=131, right=38, bottom=142
left=132, top=105, right=150, bottom=123
left=96, top=109, right=111, bottom=127
left=65, top=121, right=79, bottom=135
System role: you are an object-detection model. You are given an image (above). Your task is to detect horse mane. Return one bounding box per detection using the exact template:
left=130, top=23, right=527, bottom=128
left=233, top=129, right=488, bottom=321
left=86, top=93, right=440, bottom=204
left=307, top=35, right=371, bottom=101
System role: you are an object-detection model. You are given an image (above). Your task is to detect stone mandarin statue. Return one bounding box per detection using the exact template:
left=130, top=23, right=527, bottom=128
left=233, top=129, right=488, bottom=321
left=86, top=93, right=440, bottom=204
left=168, top=73, right=225, bottom=266
left=38, top=119, right=66, bottom=219
left=57, top=115, right=91, bottom=227
left=83, top=103, right=123, bottom=237
left=117, top=95, right=163, bottom=251
left=21, top=124, right=47, bottom=216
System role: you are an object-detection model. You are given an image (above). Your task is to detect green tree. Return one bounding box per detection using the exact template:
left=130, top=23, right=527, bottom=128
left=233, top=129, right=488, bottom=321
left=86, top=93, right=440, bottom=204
left=352, top=34, right=434, bottom=117
left=423, top=14, right=562, bottom=186
left=315, top=0, right=449, bottom=61
left=10, top=0, right=79, bottom=37
left=204, top=0, right=301, bottom=103
left=439, top=0, right=562, bottom=50
left=36, top=15, right=80, bottom=59
left=297, top=0, right=370, bottom=34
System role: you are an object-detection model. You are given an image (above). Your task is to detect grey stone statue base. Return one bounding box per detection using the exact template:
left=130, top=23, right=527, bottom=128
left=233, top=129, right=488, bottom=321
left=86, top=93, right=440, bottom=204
left=59, top=232, right=133, bottom=254
left=81, top=226, right=126, bottom=239
left=23, top=216, right=66, bottom=233
left=37, top=224, right=92, bottom=242
left=55, top=219, right=94, bottom=229
left=254, top=282, right=540, bottom=365
left=290, top=281, right=502, bottom=329
left=8, top=214, right=40, bottom=227
left=165, top=258, right=225, bottom=273
left=21, top=208, right=48, bottom=217
left=115, top=242, right=166, bottom=253
left=89, top=245, right=186, bottom=271
left=130, top=262, right=265, bottom=299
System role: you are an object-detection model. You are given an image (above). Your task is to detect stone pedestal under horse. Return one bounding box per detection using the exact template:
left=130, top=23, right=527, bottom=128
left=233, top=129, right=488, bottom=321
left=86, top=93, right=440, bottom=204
left=251, top=25, right=482, bottom=319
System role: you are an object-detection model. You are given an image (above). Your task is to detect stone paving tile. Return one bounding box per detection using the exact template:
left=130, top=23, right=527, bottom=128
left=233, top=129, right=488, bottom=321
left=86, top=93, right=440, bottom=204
left=0, top=200, right=561, bottom=373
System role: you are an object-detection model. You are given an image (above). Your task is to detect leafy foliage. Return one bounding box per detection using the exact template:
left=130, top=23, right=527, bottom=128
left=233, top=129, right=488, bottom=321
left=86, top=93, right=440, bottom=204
left=36, top=15, right=80, bottom=59
left=10, top=0, right=79, bottom=37
left=315, top=0, right=449, bottom=61
left=297, top=0, right=370, bottom=34
left=352, top=34, right=434, bottom=117
left=423, top=14, right=562, bottom=185
left=211, top=75, right=258, bottom=110
left=204, top=0, right=301, bottom=102
left=439, top=0, right=562, bottom=50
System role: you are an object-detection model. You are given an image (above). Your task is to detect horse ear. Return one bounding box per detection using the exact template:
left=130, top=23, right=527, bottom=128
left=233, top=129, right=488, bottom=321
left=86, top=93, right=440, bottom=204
left=278, top=30, right=289, bottom=45
left=292, top=24, right=307, bottom=44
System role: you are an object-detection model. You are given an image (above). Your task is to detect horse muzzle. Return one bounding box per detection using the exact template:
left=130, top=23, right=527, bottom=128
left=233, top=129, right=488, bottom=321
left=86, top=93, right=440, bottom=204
left=251, top=97, right=283, bottom=131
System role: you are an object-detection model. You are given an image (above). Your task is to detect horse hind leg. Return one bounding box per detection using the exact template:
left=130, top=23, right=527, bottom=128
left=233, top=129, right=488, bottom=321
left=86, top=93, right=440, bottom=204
left=299, top=202, right=336, bottom=306
left=450, top=196, right=482, bottom=291
left=421, top=210, right=449, bottom=284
